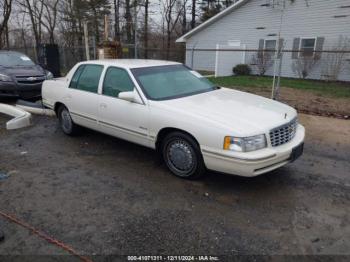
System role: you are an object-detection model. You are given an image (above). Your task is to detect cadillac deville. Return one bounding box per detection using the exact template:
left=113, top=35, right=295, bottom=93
left=42, top=60, right=305, bottom=179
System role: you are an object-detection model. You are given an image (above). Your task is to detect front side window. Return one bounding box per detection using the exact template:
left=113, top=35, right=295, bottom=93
left=103, top=67, right=134, bottom=98
left=131, top=65, right=217, bottom=101
left=300, top=38, right=316, bottom=57
left=69, top=64, right=103, bottom=93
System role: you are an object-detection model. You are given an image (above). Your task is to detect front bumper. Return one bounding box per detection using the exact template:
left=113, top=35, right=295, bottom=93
left=0, top=81, right=42, bottom=99
left=201, top=124, right=305, bottom=177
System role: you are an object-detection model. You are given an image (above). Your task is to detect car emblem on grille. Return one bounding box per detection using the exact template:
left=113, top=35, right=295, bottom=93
left=27, top=77, right=37, bottom=81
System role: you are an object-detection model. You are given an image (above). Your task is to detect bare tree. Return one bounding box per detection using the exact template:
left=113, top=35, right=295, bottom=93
left=125, top=0, right=133, bottom=43
left=57, top=0, right=86, bottom=61
left=251, top=50, right=274, bottom=76
left=0, top=0, right=12, bottom=49
left=114, top=0, right=120, bottom=41
left=41, top=0, right=60, bottom=44
left=20, top=0, right=45, bottom=48
left=163, top=0, right=182, bottom=59
left=292, top=56, right=318, bottom=79
left=10, top=11, right=32, bottom=50
left=321, top=36, right=350, bottom=81
left=191, top=0, right=196, bottom=29
left=181, top=0, right=189, bottom=35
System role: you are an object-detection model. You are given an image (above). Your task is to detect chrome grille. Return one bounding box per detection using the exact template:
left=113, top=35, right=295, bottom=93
left=269, top=118, right=298, bottom=147
left=15, top=75, right=45, bottom=85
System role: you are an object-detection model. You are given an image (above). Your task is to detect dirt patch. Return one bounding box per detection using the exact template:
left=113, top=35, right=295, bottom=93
left=235, top=86, right=350, bottom=119
left=299, top=114, right=350, bottom=146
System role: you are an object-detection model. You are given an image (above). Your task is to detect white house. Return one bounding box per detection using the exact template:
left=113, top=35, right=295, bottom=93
left=176, top=0, right=350, bottom=81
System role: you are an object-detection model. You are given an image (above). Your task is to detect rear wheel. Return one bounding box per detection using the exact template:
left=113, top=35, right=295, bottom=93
left=161, top=132, right=206, bottom=179
left=57, top=105, right=80, bottom=135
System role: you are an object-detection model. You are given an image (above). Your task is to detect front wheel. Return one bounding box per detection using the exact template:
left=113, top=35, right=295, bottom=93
left=57, top=105, right=80, bottom=136
left=162, top=132, right=206, bottom=179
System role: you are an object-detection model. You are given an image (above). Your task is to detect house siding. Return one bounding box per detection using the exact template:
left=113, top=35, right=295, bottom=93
left=184, top=0, right=350, bottom=81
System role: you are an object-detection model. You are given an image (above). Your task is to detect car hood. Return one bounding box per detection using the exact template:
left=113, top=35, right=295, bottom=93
left=155, top=88, right=297, bottom=136
left=0, top=65, right=45, bottom=77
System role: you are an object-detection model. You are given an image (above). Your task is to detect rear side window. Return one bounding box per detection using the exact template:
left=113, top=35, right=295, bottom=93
left=69, top=64, right=103, bottom=93
left=69, top=65, right=85, bottom=89
left=103, top=67, right=135, bottom=98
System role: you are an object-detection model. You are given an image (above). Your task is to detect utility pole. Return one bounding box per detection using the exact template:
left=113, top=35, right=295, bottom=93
left=134, top=2, right=138, bottom=59
left=83, top=22, right=90, bottom=60
left=104, top=14, right=109, bottom=41
left=271, top=0, right=286, bottom=100
left=144, top=0, right=149, bottom=59
left=133, top=0, right=145, bottom=59
left=114, top=0, right=120, bottom=41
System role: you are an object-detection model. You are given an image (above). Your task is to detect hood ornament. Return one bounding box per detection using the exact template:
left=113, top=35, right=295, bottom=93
left=284, top=113, right=288, bottom=119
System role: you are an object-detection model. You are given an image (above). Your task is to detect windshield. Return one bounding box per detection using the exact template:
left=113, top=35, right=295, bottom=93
left=131, top=65, right=217, bottom=100
left=0, top=52, right=35, bottom=67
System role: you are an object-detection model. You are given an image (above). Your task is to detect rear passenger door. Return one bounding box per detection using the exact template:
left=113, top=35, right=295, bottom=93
left=65, top=64, right=103, bottom=130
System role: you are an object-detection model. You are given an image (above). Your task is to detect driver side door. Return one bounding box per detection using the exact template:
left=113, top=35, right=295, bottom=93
left=98, top=66, right=151, bottom=147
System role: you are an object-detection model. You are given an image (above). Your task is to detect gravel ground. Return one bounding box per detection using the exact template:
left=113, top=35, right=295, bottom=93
left=0, top=113, right=349, bottom=261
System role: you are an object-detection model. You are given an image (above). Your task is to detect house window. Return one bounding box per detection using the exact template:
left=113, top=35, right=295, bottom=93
left=264, top=39, right=277, bottom=56
left=299, top=38, right=316, bottom=57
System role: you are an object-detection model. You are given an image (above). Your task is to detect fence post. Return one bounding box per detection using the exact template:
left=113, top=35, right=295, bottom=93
left=190, top=42, right=198, bottom=69
left=215, top=44, right=219, bottom=78
left=92, top=36, right=96, bottom=59
left=190, top=47, right=195, bottom=69
left=275, top=51, right=284, bottom=99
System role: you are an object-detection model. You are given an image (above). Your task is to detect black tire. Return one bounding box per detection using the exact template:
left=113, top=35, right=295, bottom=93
left=161, top=132, right=206, bottom=179
left=57, top=105, right=80, bottom=136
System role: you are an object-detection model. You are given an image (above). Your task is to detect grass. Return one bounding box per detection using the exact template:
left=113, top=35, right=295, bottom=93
left=207, top=75, right=350, bottom=98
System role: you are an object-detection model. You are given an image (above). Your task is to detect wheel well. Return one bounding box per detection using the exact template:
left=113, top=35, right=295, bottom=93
left=54, top=102, right=64, bottom=115
left=155, top=128, right=200, bottom=152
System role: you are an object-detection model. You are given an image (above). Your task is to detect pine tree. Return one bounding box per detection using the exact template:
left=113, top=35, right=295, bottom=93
left=199, top=0, right=234, bottom=22
left=84, top=0, right=110, bottom=44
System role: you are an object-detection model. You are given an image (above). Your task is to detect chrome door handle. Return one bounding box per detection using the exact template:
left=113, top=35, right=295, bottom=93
left=100, top=103, right=107, bottom=109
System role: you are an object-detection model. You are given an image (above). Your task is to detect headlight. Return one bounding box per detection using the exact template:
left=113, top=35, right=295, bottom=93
left=46, top=71, right=54, bottom=80
left=0, top=73, right=12, bottom=82
left=224, top=134, right=267, bottom=152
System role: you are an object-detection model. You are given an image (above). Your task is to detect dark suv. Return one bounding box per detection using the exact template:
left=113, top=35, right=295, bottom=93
left=0, top=51, right=53, bottom=100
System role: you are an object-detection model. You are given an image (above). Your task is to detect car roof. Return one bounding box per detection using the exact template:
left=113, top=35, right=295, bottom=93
left=79, top=59, right=182, bottom=69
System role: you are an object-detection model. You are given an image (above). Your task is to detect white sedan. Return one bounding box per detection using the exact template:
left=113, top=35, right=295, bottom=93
left=42, top=60, right=305, bottom=179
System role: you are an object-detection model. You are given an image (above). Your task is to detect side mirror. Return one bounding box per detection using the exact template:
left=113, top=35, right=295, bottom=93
left=118, top=90, right=143, bottom=104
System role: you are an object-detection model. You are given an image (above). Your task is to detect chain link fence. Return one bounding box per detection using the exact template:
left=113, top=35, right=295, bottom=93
left=185, top=47, right=350, bottom=119
left=6, top=44, right=350, bottom=118
left=9, top=45, right=185, bottom=74
left=6, top=45, right=350, bottom=86
left=186, top=47, right=350, bottom=82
